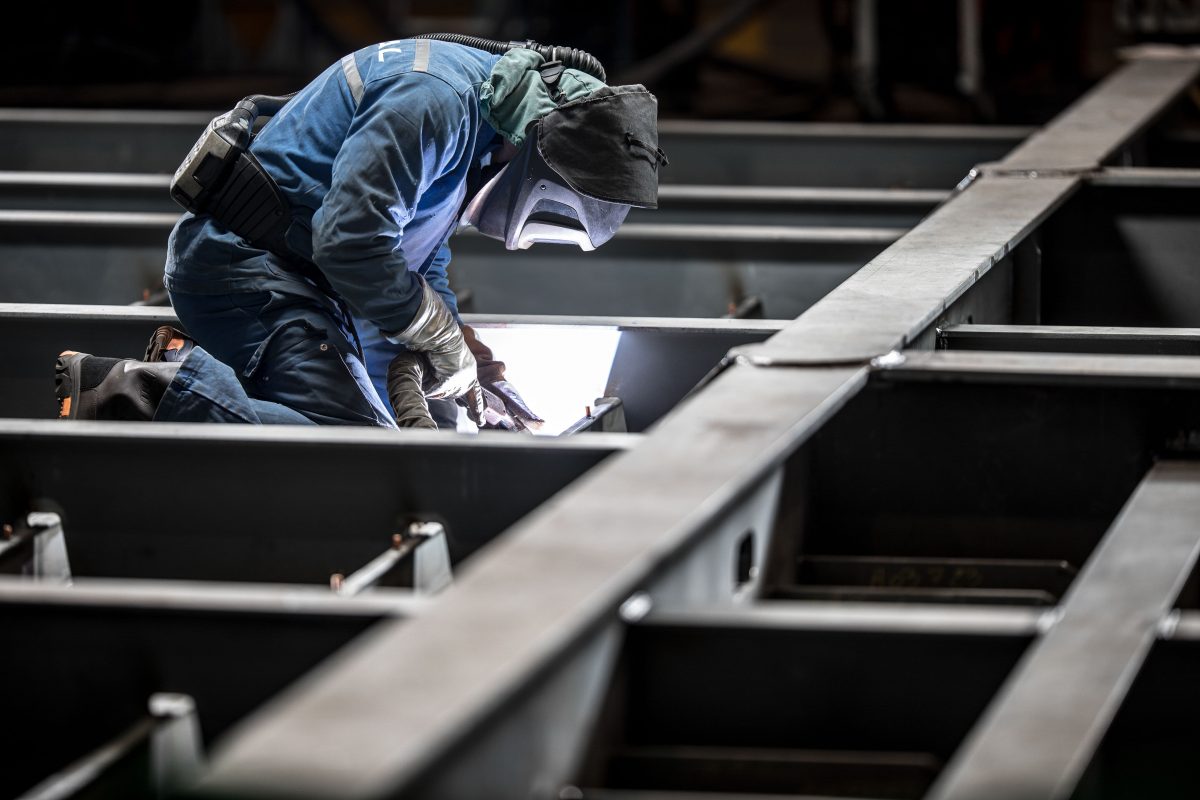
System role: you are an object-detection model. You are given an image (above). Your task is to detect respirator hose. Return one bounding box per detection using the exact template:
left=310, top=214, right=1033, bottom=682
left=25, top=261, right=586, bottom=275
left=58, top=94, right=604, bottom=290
left=412, top=32, right=606, bottom=82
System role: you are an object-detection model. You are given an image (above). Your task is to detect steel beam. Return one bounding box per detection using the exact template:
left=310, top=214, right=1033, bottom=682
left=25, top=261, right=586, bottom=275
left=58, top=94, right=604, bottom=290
left=0, top=108, right=210, bottom=173
left=0, top=420, right=633, bottom=571
left=0, top=212, right=889, bottom=318
left=998, top=54, right=1200, bottom=172
left=939, top=323, right=1200, bottom=355
left=0, top=109, right=1028, bottom=185
left=656, top=121, right=1029, bottom=187
left=650, top=184, right=945, bottom=228
left=0, top=304, right=781, bottom=431
left=879, top=348, right=1200, bottom=388
left=0, top=171, right=945, bottom=229
left=928, top=461, right=1200, bottom=800
left=0, top=170, right=176, bottom=211
left=731, top=175, right=1080, bottom=364
left=736, top=53, right=1200, bottom=365
left=1087, top=166, right=1200, bottom=188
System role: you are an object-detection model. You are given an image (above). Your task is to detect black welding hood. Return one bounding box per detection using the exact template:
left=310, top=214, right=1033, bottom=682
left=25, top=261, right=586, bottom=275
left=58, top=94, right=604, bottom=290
left=463, top=85, right=667, bottom=251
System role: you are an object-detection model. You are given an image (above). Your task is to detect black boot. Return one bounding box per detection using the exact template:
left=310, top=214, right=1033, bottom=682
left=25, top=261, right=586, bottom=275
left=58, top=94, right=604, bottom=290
left=144, top=325, right=195, bottom=363
left=55, top=352, right=180, bottom=420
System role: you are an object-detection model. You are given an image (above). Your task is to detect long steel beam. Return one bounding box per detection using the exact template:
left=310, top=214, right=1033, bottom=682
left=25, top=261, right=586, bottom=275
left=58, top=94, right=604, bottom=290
left=880, top=348, right=1200, bottom=387
left=0, top=304, right=781, bottom=430
left=997, top=55, right=1200, bottom=172
left=0, top=212, right=891, bottom=318
left=0, top=171, right=946, bottom=229
left=0, top=420, right=633, bottom=569
left=656, top=121, right=1030, bottom=187
left=939, top=323, right=1200, bottom=355
left=0, top=109, right=1028, bottom=185
left=731, top=173, right=1079, bottom=364
left=183, top=53, right=1200, bottom=800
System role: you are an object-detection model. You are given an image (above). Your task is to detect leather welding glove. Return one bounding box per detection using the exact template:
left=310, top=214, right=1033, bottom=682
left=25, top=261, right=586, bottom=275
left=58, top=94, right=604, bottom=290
left=392, top=277, right=485, bottom=422
left=385, top=352, right=437, bottom=429
left=461, top=324, right=544, bottom=431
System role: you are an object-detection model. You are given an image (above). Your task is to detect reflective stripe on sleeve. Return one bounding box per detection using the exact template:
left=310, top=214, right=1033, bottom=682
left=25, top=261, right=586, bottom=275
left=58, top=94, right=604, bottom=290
left=341, top=53, right=364, bottom=106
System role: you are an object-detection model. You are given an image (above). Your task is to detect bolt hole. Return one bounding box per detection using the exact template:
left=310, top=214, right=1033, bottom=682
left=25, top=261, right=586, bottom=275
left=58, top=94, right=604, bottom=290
left=735, top=530, right=756, bottom=590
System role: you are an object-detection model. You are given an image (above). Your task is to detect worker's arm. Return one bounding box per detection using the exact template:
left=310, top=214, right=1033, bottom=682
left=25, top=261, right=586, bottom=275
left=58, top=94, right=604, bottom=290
left=424, top=241, right=539, bottom=430
left=311, top=75, right=464, bottom=335
left=421, top=242, right=461, bottom=321
left=311, top=76, right=481, bottom=415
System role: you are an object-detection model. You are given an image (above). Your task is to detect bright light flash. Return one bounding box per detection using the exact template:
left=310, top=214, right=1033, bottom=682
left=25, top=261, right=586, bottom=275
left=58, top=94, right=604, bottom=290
left=460, top=325, right=623, bottom=436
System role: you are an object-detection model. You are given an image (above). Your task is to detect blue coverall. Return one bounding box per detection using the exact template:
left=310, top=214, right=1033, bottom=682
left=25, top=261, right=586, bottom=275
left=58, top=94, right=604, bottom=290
left=156, top=39, right=503, bottom=426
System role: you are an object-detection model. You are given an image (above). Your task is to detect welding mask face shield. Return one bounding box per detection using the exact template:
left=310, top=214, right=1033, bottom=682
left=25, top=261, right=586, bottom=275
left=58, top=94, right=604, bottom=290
left=462, top=85, right=664, bottom=251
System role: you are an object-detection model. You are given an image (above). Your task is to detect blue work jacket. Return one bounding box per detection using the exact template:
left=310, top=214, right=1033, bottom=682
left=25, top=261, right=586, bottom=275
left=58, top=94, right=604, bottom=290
left=165, top=39, right=502, bottom=336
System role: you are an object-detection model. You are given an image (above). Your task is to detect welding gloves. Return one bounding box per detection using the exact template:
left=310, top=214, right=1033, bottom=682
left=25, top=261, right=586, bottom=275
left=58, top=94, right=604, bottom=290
left=385, top=352, right=438, bottom=429
left=462, top=324, right=544, bottom=431
left=392, top=277, right=485, bottom=422
left=389, top=278, right=541, bottom=432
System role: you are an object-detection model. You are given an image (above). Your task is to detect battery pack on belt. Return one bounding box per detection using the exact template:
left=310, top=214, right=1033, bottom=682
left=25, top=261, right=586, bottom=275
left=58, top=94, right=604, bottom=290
left=170, top=94, right=294, bottom=250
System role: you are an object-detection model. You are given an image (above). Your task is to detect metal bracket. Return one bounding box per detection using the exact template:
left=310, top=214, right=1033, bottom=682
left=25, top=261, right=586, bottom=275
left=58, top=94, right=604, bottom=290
left=330, top=522, right=453, bottom=597
left=562, top=397, right=628, bottom=435
left=16, top=692, right=203, bottom=800
left=0, top=512, right=72, bottom=584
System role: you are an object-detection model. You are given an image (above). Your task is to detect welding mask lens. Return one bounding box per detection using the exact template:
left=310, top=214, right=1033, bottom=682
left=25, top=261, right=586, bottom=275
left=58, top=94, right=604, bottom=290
left=461, top=130, right=630, bottom=251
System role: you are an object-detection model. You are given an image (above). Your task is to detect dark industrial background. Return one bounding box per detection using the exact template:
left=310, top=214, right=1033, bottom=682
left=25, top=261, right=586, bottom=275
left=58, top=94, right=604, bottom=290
left=5, top=0, right=1200, bottom=123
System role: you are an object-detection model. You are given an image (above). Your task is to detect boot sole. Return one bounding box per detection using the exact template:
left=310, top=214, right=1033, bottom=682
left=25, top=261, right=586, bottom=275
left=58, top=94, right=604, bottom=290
left=54, top=351, right=84, bottom=419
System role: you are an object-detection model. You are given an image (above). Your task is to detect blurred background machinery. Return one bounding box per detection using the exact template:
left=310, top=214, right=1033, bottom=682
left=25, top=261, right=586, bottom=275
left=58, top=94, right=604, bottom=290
left=0, top=0, right=1192, bottom=122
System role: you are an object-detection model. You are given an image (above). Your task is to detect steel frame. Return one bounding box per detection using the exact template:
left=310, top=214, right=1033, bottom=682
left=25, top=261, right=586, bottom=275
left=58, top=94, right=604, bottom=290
left=0, top=304, right=782, bottom=430
left=2, top=49, right=1199, bottom=800
left=0, top=172, right=946, bottom=230
left=0, top=109, right=1028, bottom=183
left=181, top=50, right=1200, bottom=800
left=0, top=211, right=894, bottom=318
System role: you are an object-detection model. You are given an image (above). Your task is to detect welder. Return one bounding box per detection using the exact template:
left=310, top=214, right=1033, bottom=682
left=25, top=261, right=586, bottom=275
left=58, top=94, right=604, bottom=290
left=55, top=35, right=666, bottom=430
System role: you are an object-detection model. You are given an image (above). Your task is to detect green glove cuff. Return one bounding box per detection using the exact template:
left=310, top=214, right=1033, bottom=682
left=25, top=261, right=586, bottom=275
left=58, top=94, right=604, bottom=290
left=479, top=48, right=605, bottom=146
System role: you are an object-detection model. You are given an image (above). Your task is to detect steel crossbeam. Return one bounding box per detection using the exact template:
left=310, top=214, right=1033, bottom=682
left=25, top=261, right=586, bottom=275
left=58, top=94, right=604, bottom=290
left=0, top=171, right=946, bottom=230
left=0, top=211, right=892, bottom=318
left=938, top=323, right=1200, bottom=355
left=0, top=109, right=1027, bottom=184
left=0, top=420, right=634, bottom=569
left=0, top=304, right=781, bottom=430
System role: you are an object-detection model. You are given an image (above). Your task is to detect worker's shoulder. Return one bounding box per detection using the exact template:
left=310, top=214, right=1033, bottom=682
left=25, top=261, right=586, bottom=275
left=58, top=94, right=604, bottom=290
left=354, top=39, right=500, bottom=102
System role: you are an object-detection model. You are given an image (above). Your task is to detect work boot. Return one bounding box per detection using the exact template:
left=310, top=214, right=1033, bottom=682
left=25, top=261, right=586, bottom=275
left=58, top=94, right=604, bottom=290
left=144, top=325, right=195, bottom=363
left=55, top=351, right=180, bottom=420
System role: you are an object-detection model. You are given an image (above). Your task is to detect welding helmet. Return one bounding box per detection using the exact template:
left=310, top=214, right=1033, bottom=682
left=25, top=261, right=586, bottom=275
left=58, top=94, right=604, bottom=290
left=462, top=85, right=667, bottom=251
